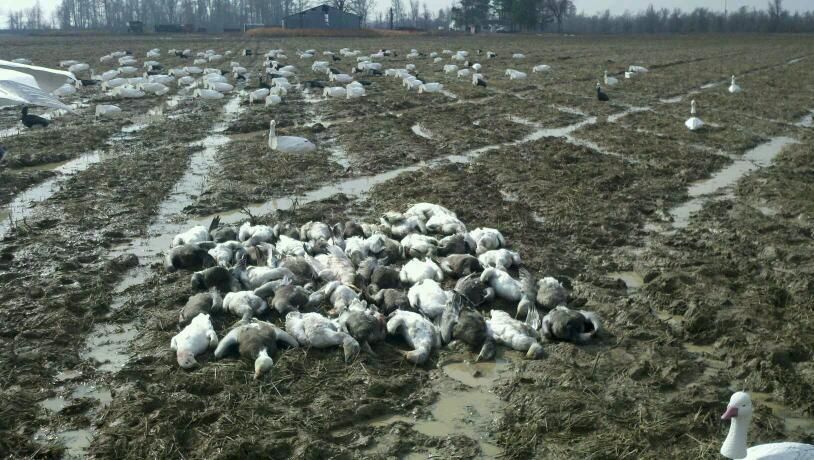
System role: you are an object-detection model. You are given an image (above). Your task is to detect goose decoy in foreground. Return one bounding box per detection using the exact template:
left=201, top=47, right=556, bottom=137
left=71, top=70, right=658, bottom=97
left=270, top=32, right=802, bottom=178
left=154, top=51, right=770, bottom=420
left=596, top=83, right=609, bottom=101
left=728, top=75, right=742, bottom=93
left=21, top=106, right=49, bottom=128
left=268, top=120, right=316, bottom=153
left=720, top=391, right=814, bottom=459
left=685, top=99, right=704, bottom=131
left=604, top=70, right=618, bottom=86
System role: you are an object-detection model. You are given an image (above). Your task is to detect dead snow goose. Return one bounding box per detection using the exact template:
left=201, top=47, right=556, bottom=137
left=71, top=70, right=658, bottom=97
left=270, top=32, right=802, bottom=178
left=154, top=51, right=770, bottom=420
left=541, top=305, right=601, bottom=343
left=171, top=313, right=218, bottom=369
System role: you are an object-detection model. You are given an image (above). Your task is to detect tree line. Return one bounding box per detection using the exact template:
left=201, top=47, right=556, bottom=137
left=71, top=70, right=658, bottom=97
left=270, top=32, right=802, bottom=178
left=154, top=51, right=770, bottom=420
left=4, top=0, right=814, bottom=33
left=3, top=0, right=379, bottom=31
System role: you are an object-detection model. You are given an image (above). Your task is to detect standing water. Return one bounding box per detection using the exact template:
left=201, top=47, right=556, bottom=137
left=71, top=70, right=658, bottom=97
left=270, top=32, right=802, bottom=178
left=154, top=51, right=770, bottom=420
left=669, top=137, right=797, bottom=228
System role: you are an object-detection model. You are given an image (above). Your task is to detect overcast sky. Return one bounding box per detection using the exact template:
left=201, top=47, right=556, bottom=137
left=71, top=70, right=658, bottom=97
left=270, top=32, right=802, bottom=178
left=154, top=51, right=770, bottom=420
left=2, top=0, right=812, bottom=27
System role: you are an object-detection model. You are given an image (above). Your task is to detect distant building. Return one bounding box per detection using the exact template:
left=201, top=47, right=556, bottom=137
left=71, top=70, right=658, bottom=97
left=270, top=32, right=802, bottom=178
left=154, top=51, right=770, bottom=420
left=155, top=24, right=183, bottom=33
left=282, top=4, right=361, bottom=29
left=127, top=21, right=144, bottom=33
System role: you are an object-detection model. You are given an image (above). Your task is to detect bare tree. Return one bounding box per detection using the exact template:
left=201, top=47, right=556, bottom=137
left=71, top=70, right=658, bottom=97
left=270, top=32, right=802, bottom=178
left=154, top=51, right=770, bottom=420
left=332, top=0, right=347, bottom=11
left=767, top=0, right=784, bottom=31
left=349, top=0, right=375, bottom=25
left=408, top=0, right=419, bottom=26
left=421, top=2, right=430, bottom=28
left=545, top=0, right=575, bottom=32
left=390, top=0, right=403, bottom=26
left=295, top=0, right=311, bottom=13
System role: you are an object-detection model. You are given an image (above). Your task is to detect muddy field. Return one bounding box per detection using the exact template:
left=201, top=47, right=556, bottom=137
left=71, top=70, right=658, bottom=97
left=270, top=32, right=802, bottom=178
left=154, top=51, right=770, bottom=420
left=1, top=33, right=813, bottom=459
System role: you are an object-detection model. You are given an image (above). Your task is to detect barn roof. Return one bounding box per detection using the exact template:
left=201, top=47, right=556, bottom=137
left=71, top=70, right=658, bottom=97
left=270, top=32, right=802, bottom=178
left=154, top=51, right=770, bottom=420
left=283, top=4, right=361, bottom=20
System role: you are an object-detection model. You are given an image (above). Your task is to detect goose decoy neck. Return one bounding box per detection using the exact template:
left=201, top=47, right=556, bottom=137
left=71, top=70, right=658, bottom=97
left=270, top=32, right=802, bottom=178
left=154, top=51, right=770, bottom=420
left=21, top=106, right=28, bottom=116
left=690, top=100, right=697, bottom=115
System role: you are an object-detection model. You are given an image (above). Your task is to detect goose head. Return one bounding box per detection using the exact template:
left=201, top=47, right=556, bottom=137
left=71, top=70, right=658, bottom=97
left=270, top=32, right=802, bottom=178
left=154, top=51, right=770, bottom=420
left=268, top=120, right=277, bottom=149
left=176, top=349, right=199, bottom=369
left=21, top=106, right=28, bottom=116
left=720, top=391, right=753, bottom=459
left=731, top=75, right=736, bottom=85
left=690, top=99, right=697, bottom=115
left=342, top=335, right=360, bottom=363
left=254, top=348, right=274, bottom=379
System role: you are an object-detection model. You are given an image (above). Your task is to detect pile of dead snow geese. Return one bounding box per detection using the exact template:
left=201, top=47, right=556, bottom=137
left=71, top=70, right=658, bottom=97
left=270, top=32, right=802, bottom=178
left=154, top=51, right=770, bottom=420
left=166, top=203, right=601, bottom=379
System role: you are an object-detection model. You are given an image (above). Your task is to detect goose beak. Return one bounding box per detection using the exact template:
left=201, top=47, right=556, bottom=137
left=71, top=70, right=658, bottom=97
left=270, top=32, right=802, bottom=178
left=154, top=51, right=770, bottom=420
left=721, top=406, right=738, bottom=420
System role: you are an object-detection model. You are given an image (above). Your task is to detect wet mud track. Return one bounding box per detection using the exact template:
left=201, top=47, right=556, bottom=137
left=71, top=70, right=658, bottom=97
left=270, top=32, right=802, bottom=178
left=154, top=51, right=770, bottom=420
left=1, top=34, right=813, bottom=459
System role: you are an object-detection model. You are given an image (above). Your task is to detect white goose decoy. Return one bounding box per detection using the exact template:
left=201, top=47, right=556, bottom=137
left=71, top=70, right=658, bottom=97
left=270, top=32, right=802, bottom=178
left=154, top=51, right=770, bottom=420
left=532, top=64, right=551, bottom=73
left=194, top=88, right=224, bottom=100
left=728, top=75, right=742, bottom=94
left=139, top=82, right=170, bottom=95
left=98, top=69, right=120, bottom=81
left=323, top=86, right=347, bottom=98
left=512, top=53, right=526, bottom=59
left=720, top=391, right=814, bottom=459
left=68, top=62, right=89, bottom=74
left=265, top=94, right=282, bottom=106
left=53, top=80, right=80, bottom=96
left=177, top=76, right=195, bottom=86
left=95, top=104, right=122, bottom=117
left=346, top=83, right=365, bottom=98
left=604, top=70, right=619, bottom=86
left=249, top=88, right=270, bottom=104
left=628, top=65, right=649, bottom=73
left=111, top=85, right=145, bottom=98
left=330, top=73, right=354, bottom=84
left=268, top=120, right=316, bottom=153
left=457, top=68, right=471, bottom=78
left=208, top=81, right=234, bottom=93
left=118, top=66, right=138, bottom=75
left=443, top=64, right=459, bottom=73
left=685, top=99, right=704, bottom=131
left=418, top=83, right=444, bottom=94
left=101, top=77, right=127, bottom=90
left=506, top=69, right=528, bottom=80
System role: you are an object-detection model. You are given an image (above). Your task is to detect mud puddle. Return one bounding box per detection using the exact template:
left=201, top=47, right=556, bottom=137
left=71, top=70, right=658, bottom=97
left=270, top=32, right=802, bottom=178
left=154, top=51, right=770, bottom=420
left=744, top=391, right=814, bottom=435
left=33, top=429, right=92, bottom=459
left=0, top=150, right=103, bottom=235
left=608, top=271, right=644, bottom=292
left=668, top=136, right=797, bottom=229
left=363, top=355, right=511, bottom=458
left=607, top=106, right=650, bottom=122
